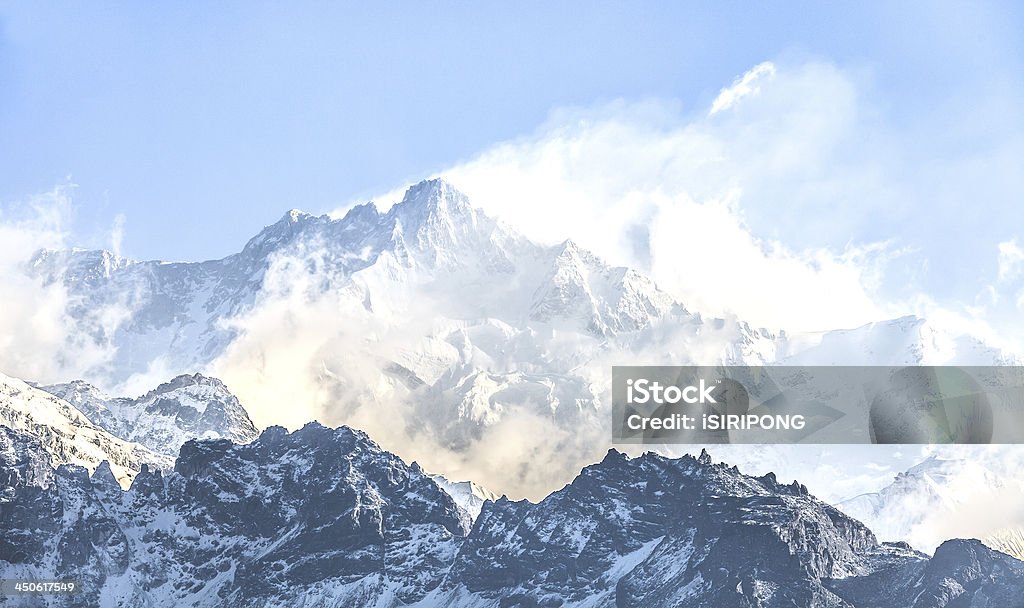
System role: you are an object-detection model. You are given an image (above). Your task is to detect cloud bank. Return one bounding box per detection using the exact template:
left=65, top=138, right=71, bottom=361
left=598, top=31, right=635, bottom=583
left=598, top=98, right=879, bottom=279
left=352, top=59, right=1017, bottom=344
left=370, top=61, right=905, bottom=333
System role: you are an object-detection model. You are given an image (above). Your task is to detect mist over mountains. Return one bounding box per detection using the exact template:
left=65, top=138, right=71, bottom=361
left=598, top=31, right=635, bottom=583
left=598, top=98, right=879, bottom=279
left=3, top=4, right=1022, bottom=604
left=1, top=316, right=1022, bottom=605
left=4, top=176, right=1024, bottom=602
left=17, top=179, right=1016, bottom=501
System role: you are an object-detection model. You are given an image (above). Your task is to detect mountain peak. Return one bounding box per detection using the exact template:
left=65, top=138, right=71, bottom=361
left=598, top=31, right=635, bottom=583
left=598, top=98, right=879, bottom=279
left=144, top=372, right=231, bottom=398
left=40, top=372, right=259, bottom=458
left=600, top=447, right=629, bottom=464
left=90, top=460, right=121, bottom=491
left=407, top=177, right=466, bottom=202
left=242, top=208, right=324, bottom=256
left=264, top=208, right=318, bottom=231
left=339, top=200, right=380, bottom=224
left=283, top=208, right=310, bottom=223
left=698, top=447, right=713, bottom=465
left=380, top=179, right=499, bottom=263
left=389, top=178, right=473, bottom=223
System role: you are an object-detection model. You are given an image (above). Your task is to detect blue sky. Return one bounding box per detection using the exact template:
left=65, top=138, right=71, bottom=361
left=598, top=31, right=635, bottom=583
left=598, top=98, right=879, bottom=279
left=2, top=1, right=1023, bottom=339
left=1, top=1, right=1019, bottom=261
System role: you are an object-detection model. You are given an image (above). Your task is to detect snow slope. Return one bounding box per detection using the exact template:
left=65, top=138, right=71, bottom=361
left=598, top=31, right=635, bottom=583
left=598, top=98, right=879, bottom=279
left=41, top=373, right=258, bottom=458
left=26, top=178, right=1019, bottom=503
left=0, top=371, right=171, bottom=487
left=837, top=455, right=1024, bottom=558
left=427, top=473, right=500, bottom=524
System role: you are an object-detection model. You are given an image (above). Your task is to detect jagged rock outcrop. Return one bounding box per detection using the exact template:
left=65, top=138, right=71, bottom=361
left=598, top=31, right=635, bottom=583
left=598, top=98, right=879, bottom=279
left=2, top=428, right=1020, bottom=607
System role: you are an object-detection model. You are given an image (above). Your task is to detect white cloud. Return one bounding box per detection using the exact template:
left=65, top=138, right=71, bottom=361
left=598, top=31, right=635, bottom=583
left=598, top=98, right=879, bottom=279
left=341, top=57, right=1020, bottom=344
left=0, top=187, right=127, bottom=382
left=206, top=241, right=611, bottom=499
left=998, top=239, right=1024, bottom=282
left=389, top=59, right=1020, bottom=349
left=400, top=61, right=900, bottom=332
left=109, top=213, right=127, bottom=256
left=709, top=61, right=776, bottom=116
left=645, top=192, right=891, bottom=331
left=955, top=240, right=1024, bottom=351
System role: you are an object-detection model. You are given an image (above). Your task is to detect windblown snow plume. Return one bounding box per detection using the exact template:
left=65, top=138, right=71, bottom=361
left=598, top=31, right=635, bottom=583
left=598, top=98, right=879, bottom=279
left=0, top=187, right=131, bottom=383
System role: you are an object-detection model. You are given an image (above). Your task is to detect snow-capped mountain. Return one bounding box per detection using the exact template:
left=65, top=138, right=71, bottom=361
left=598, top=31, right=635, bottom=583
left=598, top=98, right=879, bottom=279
left=778, top=315, right=1016, bottom=366
left=2, top=425, right=1021, bottom=607
left=837, top=455, right=1024, bottom=560
left=26, top=179, right=1015, bottom=501
left=29, top=179, right=784, bottom=497
left=40, top=373, right=259, bottom=458
left=28, top=179, right=695, bottom=384
left=0, top=371, right=170, bottom=487
left=426, top=473, right=499, bottom=525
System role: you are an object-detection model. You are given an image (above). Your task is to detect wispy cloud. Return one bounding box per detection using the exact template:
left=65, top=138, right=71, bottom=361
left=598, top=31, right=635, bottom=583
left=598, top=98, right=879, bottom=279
left=709, top=61, right=776, bottom=116
left=0, top=186, right=129, bottom=382
left=408, top=61, right=902, bottom=332
left=379, top=58, right=1018, bottom=348
left=109, top=213, right=127, bottom=256
left=998, top=239, right=1024, bottom=283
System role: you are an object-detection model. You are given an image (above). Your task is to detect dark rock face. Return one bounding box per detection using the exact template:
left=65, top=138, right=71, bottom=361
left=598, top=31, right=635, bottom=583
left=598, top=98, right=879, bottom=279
left=910, top=539, right=1024, bottom=607
left=825, top=539, right=1024, bottom=608
left=448, top=448, right=879, bottom=607
left=2, top=431, right=1022, bottom=607
left=0, top=425, right=54, bottom=491
left=0, top=423, right=466, bottom=607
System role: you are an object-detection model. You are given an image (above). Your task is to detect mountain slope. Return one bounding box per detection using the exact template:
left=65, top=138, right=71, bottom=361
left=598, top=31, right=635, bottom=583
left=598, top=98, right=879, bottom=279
left=837, top=455, right=1024, bottom=559
left=442, top=448, right=882, bottom=607
left=27, top=179, right=1015, bottom=502
left=2, top=427, right=1021, bottom=608
left=0, top=423, right=468, bottom=608
left=0, top=371, right=171, bottom=487
left=40, top=373, right=259, bottom=458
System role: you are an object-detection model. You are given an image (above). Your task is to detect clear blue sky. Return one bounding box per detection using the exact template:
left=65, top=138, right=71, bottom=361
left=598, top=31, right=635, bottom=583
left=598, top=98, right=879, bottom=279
left=1, top=1, right=1021, bottom=261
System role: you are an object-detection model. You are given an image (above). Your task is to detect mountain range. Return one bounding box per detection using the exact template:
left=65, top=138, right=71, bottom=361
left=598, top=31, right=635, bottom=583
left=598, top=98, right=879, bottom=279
left=25, top=179, right=1017, bottom=500
left=1, top=348, right=1022, bottom=605
left=3, top=178, right=1023, bottom=605
left=837, top=454, right=1024, bottom=561
left=2, top=417, right=1022, bottom=607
